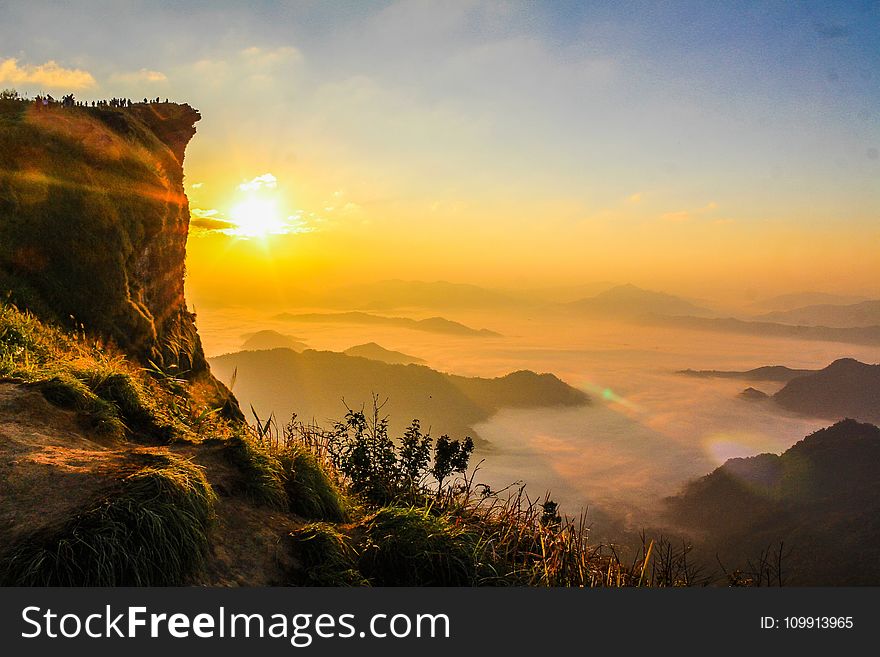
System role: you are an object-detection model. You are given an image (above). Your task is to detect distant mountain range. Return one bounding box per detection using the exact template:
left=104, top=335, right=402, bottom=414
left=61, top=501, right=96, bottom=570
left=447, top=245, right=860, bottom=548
left=208, top=348, right=588, bottom=443
left=755, top=299, right=880, bottom=328
left=678, top=365, right=815, bottom=383
left=748, top=291, right=869, bottom=312
left=648, top=315, right=880, bottom=346
left=664, top=419, right=880, bottom=584
left=567, top=284, right=715, bottom=319
left=272, top=311, right=501, bottom=337
left=241, top=330, right=309, bottom=351
left=682, top=358, right=880, bottom=423
left=772, top=358, right=880, bottom=424
left=343, top=342, right=425, bottom=365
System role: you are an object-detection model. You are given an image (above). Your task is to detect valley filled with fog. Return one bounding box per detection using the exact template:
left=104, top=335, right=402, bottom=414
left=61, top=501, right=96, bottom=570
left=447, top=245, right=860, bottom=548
left=195, top=283, right=880, bottom=536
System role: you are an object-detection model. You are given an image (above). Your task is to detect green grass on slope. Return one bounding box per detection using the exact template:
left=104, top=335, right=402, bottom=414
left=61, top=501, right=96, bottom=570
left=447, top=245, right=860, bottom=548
left=0, top=453, right=216, bottom=586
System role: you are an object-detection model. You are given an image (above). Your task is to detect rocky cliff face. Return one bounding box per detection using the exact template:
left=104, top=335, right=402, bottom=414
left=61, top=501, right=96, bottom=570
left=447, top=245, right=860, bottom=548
left=0, top=100, right=207, bottom=372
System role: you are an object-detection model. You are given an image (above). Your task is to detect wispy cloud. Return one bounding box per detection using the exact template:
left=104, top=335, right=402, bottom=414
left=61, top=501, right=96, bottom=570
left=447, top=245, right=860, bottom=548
left=190, top=208, right=236, bottom=232
left=238, top=173, right=277, bottom=192
left=190, top=206, right=315, bottom=237
left=661, top=210, right=691, bottom=223
left=0, top=58, right=96, bottom=89
left=110, top=68, right=167, bottom=83
left=661, top=201, right=718, bottom=223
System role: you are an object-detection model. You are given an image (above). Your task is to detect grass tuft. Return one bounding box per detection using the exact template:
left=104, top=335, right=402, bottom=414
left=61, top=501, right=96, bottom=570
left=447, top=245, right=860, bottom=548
left=223, top=434, right=288, bottom=509
left=279, top=447, right=348, bottom=522
left=358, top=506, right=479, bottom=586
left=30, top=373, right=125, bottom=436
left=287, top=523, right=367, bottom=586
left=0, top=453, right=216, bottom=586
left=76, top=365, right=175, bottom=440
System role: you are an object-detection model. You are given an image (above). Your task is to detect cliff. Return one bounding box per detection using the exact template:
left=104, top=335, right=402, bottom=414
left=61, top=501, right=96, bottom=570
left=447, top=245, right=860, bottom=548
left=0, top=99, right=206, bottom=372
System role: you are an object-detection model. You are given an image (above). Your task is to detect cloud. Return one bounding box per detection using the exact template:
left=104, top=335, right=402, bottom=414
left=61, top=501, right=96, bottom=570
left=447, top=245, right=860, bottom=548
left=628, top=192, right=642, bottom=204
left=241, top=45, right=302, bottom=66
left=660, top=201, right=718, bottom=223
left=280, top=213, right=316, bottom=235
left=0, top=58, right=96, bottom=89
left=190, top=206, right=315, bottom=237
left=190, top=182, right=204, bottom=189
left=192, top=216, right=237, bottom=231
left=238, top=173, right=277, bottom=192
left=190, top=208, right=236, bottom=232
left=110, top=68, right=167, bottom=83
left=189, top=46, right=303, bottom=90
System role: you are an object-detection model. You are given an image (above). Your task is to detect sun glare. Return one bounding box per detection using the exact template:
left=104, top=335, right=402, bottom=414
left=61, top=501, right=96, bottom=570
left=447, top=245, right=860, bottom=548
left=229, top=198, right=284, bottom=238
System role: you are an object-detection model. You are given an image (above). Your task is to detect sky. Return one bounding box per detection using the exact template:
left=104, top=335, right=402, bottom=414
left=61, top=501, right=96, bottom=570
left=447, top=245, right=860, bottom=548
left=1, top=0, right=878, bottom=305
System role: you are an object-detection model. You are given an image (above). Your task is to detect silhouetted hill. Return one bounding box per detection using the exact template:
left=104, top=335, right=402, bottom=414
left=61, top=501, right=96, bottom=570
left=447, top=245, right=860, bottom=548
left=665, top=420, right=880, bottom=584
left=678, top=365, right=814, bottom=382
left=209, top=349, right=588, bottom=444
left=449, top=370, right=589, bottom=411
left=772, top=358, right=880, bottom=423
left=756, top=300, right=880, bottom=328
left=514, top=281, right=618, bottom=304
left=568, top=284, right=714, bottom=318
left=343, top=343, right=425, bottom=365
left=272, top=311, right=501, bottom=337
left=738, top=387, right=769, bottom=401
left=749, top=291, right=868, bottom=312
left=241, top=330, right=308, bottom=352
left=647, top=315, right=880, bottom=346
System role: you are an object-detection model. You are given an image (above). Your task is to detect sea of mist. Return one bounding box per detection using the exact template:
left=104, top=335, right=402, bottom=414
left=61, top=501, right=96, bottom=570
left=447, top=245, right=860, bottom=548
left=195, top=304, right=880, bottom=535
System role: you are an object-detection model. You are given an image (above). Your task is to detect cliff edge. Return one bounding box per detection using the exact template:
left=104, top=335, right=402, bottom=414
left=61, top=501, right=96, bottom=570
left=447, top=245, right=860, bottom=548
left=0, top=99, right=206, bottom=372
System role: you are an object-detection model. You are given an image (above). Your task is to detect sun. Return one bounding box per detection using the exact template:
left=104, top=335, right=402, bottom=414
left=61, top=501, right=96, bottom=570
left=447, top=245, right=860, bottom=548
left=228, top=198, right=284, bottom=238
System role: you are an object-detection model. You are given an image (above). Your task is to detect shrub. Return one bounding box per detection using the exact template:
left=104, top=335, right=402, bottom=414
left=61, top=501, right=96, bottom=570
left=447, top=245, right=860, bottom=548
left=325, top=410, right=474, bottom=505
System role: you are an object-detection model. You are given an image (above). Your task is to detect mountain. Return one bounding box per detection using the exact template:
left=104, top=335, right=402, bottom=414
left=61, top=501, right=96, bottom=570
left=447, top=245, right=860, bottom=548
left=313, top=280, right=520, bottom=311
left=273, top=311, right=501, bottom=337
left=647, top=315, right=880, bottom=346
left=568, top=284, right=715, bottom=319
left=665, top=420, right=880, bottom=584
left=678, top=365, right=815, bottom=383
left=241, top=330, right=308, bottom=352
left=738, top=387, right=769, bottom=401
left=756, top=300, right=880, bottom=328
left=772, top=358, right=880, bottom=424
left=515, top=281, right=618, bottom=304
left=209, top=348, right=588, bottom=444
left=343, top=342, right=425, bottom=365
left=749, top=291, right=868, bottom=312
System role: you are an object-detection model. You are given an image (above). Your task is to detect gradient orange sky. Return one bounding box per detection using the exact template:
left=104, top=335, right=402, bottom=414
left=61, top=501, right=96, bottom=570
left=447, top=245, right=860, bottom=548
left=2, top=2, right=878, bottom=305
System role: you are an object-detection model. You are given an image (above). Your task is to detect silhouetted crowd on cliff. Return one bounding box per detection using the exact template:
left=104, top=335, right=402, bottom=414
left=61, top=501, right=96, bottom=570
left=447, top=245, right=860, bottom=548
left=26, top=93, right=172, bottom=109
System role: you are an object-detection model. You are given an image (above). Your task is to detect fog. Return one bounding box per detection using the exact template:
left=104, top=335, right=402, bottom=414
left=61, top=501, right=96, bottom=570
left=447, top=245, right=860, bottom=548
left=197, top=304, right=880, bottom=533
